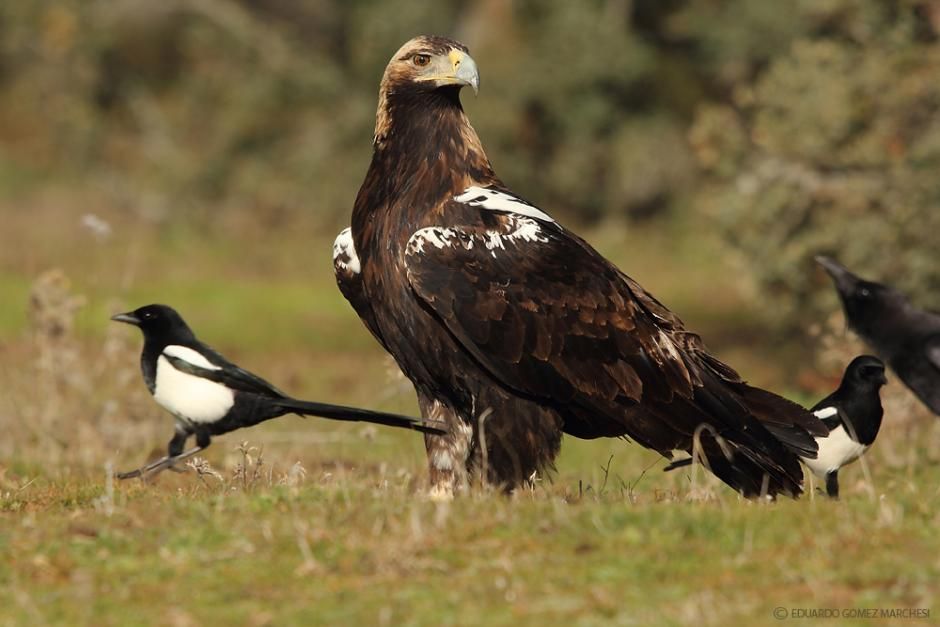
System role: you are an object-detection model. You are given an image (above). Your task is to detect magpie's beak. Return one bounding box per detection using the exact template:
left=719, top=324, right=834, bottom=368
left=111, top=312, right=140, bottom=326
left=815, top=256, right=860, bottom=295
left=876, top=371, right=889, bottom=386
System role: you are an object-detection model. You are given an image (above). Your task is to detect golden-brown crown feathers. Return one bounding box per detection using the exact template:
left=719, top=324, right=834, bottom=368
left=374, top=36, right=478, bottom=144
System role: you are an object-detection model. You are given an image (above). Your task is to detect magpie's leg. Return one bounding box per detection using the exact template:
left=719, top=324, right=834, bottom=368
left=165, top=429, right=190, bottom=473
left=825, top=471, right=840, bottom=499
left=116, top=430, right=190, bottom=480
left=116, top=429, right=209, bottom=480
left=124, top=446, right=206, bottom=480
left=164, top=432, right=211, bottom=473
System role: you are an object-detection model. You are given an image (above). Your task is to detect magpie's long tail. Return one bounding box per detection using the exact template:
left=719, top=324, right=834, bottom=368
left=271, top=397, right=448, bottom=435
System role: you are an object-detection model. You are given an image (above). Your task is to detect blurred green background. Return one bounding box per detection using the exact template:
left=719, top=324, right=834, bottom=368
left=2, top=0, right=939, bottom=384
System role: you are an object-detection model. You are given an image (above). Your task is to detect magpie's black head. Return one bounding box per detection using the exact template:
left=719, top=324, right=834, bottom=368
left=816, top=256, right=909, bottom=333
left=843, top=355, right=888, bottom=388
left=111, top=304, right=196, bottom=344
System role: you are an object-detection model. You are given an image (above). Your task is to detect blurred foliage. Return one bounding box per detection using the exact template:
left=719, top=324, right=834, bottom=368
left=686, top=0, right=940, bottom=329
left=0, top=0, right=700, bottom=227
left=1, top=0, right=938, bottom=334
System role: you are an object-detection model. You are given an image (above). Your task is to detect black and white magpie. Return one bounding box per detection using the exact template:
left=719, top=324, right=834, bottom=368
left=112, top=304, right=446, bottom=480
left=801, top=355, right=887, bottom=498
left=664, top=356, right=886, bottom=498
left=817, top=256, right=940, bottom=416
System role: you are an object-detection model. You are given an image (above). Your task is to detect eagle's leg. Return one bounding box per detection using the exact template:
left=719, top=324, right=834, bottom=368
left=465, top=393, right=563, bottom=493
left=418, top=395, right=471, bottom=501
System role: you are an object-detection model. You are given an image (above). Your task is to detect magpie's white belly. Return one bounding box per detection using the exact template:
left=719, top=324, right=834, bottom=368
left=802, top=425, right=868, bottom=477
left=153, top=355, right=235, bottom=424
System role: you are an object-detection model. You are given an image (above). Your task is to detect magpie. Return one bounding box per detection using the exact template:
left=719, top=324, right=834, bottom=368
left=663, top=356, right=887, bottom=498
left=817, top=256, right=940, bottom=416
left=112, top=304, right=446, bottom=480
left=800, top=355, right=887, bottom=498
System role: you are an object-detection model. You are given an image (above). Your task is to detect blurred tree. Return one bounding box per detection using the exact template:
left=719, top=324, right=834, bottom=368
left=0, top=0, right=937, bottom=331
left=688, top=0, right=940, bottom=333
left=0, top=0, right=702, bottom=227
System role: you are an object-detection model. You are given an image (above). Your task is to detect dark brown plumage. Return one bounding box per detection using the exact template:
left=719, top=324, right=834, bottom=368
left=334, top=35, right=826, bottom=499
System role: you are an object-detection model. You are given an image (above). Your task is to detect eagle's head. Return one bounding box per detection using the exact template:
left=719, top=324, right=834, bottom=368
left=382, top=35, right=478, bottom=96
left=374, top=36, right=479, bottom=144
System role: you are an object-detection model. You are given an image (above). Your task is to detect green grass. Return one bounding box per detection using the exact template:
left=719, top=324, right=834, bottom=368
left=2, top=446, right=938, bottom=626
left=1, top=196, right=938, bottom=625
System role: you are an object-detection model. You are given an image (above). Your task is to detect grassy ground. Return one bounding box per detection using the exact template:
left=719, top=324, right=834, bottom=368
left=1, top=193, right=938, bottom=625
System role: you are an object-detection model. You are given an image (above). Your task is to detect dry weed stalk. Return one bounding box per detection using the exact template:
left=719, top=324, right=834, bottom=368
left=232, top=441, right=265, bottom=491
left=186, top=456, right=225, bottom=490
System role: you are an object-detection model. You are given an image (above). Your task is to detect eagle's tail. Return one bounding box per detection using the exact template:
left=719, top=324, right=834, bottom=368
left=664, top=383, right=827, bottom=498
left=731, top=383, right=828, bottom=459
left=271, top=398, right=448, bottom=435
left=695, top=433, right=804, bottom=498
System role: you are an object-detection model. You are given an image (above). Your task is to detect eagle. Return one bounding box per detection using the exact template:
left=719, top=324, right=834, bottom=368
left=334, top=35, right=826, bottom=499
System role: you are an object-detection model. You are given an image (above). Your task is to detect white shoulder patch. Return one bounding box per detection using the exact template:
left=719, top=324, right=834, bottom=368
left=482, top=217, right=548, bottom=254
left=407, top=227, right=458, bottom=255
left=332, top=227, right=361, bottom=275
left=407, top=218, right=549, bottom=260
left=163, top=345, right=220, bottom=371
left=455, top=186, right=555, bottom=223
left=813, top=406, right=839, bottom=420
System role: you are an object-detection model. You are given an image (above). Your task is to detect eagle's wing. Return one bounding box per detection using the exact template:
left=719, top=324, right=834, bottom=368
left=333, top=227, right=392, bottom=353
left=403, top=189, right=823, bottom=494
left=404, top=214, right=694, bottom=407
left=926, top=334, right=940, bottom=372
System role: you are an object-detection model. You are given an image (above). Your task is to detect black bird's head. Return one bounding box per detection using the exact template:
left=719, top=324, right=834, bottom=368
left=815, top=256, right=910, bottom=335
left=843, top=355, right=888, bottom=389
left=111, top=304, right=196, bottom=345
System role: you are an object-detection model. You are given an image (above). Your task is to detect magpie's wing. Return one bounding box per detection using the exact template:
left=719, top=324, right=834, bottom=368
left=809, top=397, right=843, bottom=431
left=403, top=190, right=823, bottom=474
left=163, top=344, right=286, bottom=397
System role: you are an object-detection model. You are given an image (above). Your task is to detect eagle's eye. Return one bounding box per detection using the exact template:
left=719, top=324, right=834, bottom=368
left=412, top=54, right=431, bottom=67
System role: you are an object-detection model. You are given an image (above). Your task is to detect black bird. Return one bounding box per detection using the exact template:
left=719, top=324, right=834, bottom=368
left=112, top=304, right=446, bottom=479
left=801, top=355, right=887, bottom=498
left=817, top=256, right=940, bottom=415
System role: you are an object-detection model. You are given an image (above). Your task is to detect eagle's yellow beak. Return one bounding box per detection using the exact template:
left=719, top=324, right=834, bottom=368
left=449, top=50, right=480, bottom=94
left=417, top=49, right=480, bottom=94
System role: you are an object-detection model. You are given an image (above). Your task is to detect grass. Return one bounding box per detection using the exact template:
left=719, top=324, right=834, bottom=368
left=2, top=447, right=938, bottom=626
left=1, top=193, right=938, bottom=625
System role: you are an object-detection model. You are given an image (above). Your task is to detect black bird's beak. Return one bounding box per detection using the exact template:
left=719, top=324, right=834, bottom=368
left=815, top=256, right=860, bottom=295
left=111, top=311, right=141, bottom=326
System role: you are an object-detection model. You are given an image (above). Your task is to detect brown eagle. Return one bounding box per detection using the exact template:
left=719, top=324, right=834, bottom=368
left=334, top=35, right=826, bottom=499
